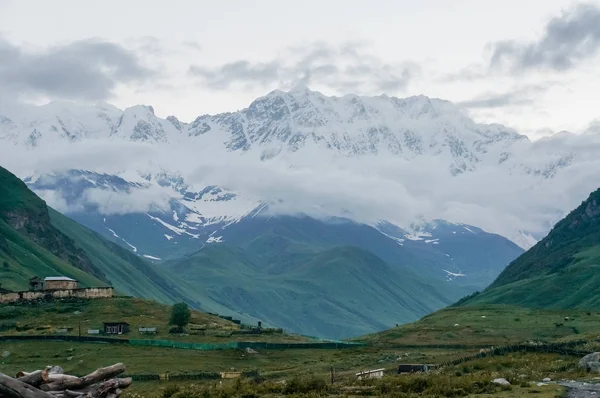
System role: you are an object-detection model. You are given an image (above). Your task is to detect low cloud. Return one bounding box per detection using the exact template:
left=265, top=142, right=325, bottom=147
left=188, top=41, right=419, bottom=94
left=3, top=119, right=600, bottom=248
left=82, top=186, right=175, bottom=215
left=490, top=3, right=600, bottom=72
left=0, top=37, right=154, bottom=102
left=458, top=84, right=551, bottom=109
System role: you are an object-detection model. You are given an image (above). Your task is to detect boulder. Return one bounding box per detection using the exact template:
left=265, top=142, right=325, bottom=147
left=542, top=377, right=551, bottom=382
left=2, top=351, right=10, bottom=358
left=579, top=353, right=600, bottom=373
left=492, top=378, right=510, bottom=385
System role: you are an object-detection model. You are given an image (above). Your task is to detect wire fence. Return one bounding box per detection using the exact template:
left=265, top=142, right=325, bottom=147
left=0, top=335, right=365, bottom=350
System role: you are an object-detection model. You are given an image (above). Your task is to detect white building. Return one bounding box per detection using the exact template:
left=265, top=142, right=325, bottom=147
left=355, top=369, right=385, bottom=380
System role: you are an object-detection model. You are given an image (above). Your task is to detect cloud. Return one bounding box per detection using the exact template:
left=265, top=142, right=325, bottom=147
left=0, top=37, right=154, bottom=102
left=585, top=119, right=600, bottom=134
left=458, top=84, right=551, bottom=109
left=82, top=186, right=175, bottom=215
left=3, top=106, right=600, bottom=249
left=188, top=41, right=418, bottom=94
left=190, top=61, right=281, bottom=90
left=490, top=2, right=600, bottom=72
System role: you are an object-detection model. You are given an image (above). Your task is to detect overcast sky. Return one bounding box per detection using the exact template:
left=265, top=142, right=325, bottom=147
left=1, top=0, right=599, bottom=139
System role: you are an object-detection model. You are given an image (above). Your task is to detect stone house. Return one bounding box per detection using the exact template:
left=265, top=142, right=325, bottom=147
left=44, top=276, right=78, bottom=290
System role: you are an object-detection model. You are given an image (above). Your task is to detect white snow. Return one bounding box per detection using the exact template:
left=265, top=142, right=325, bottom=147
left=146, top=214, right=200, bottom=238
left=206, top=236, right=223, bottom=243
left=172, top=211, right=179, bottom=222
left=3, top=87, right=600, bottom=251
left=443, top=269, right=466, bottom=277
left=164, top=234, right=174, bottom=241
left=142, top=254, right=162, bottom=260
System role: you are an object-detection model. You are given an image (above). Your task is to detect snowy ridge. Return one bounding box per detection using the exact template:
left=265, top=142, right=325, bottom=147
left=2, top=87, right=600, bottom=250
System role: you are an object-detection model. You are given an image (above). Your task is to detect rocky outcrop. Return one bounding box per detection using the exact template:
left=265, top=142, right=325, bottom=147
left=579, top=352, right=600, bottom=373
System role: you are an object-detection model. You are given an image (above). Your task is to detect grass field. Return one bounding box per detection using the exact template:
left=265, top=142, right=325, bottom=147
left=0, top=297, right=311, bottom=343
left=358, top=304, right=600, bottom=346
left=1, top=298, right=599, bottom=396
left=0, top=341, right=579, bottom=398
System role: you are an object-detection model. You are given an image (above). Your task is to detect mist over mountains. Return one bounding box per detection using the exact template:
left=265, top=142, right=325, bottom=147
left=2, top=87, right=599, bottom=250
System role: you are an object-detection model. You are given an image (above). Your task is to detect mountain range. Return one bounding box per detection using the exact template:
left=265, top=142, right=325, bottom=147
left=2, top=87, right=600, bottom=337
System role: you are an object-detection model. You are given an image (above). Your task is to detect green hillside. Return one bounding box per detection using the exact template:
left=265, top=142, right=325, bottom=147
left=166, top=242, right=459, bottom=339
left=0, top=166, right=107, bottom=283
left=0, top=218, right=105, bottom=291
left=0, top=165, right=262, bottom=324
left=357, top=304, right=600, bottom=346
left=460, top=187, right=600, bottom=309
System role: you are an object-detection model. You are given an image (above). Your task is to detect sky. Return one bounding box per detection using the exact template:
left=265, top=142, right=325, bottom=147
left=1, top=0, right=599, bottom=139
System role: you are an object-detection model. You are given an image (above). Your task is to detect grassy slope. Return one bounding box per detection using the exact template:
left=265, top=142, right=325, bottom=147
left=0, top=219, right=105, bottom=291
left=48, top=208, right=190, bottom=303
left=167, top=244, right=454, bottom=339
left=0, top=297, right=308, bottom=343
left=357, top=304, right=600, bottom=346
left=0, top=165, right=254, bottom=322
left=460, top=188, right=600, bottom=309
left=492, top=188, right=600, bottom=288
left=48, top=209, right=263, bottom=323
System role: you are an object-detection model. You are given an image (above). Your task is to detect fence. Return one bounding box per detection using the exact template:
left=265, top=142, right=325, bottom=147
left=437, top=341, right=591, bottom=368
left=0, top=335, right=365, bottom=350
left=0, top=335, right=129, bottom=344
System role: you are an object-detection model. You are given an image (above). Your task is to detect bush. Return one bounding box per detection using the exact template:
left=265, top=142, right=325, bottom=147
left=283, top=377, right=329, bottom=395
left=170, top=303, right=191, bottom=328
left=162, top=385, right=181, bottom=398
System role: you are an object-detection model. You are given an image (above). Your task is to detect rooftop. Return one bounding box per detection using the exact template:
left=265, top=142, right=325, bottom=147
left=355, top=369, right=385, bottom=375
left=44, top=276, right=77, bottom=282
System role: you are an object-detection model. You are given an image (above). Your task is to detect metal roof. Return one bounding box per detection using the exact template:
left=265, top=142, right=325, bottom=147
left=44, top=276, right=76, bottom=282
left=355, top=369, right=385, bottom=375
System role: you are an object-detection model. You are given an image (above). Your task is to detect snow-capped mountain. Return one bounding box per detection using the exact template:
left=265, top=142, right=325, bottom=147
left=2, top=87, right=600, bottom=251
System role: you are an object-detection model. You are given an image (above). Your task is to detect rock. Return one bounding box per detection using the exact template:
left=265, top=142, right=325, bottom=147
left=2, top=351, right=10, bottom=358
left=492, top=378, right=510, bottom=385
left=67, top=356, right=73, bottom=361
left=245, top=347, right=258, bottom=354
left=543, top=377, right=551, bottom=382
left=49, top=366, right=64, bottom=374
left=537, top=382, right=547, bottom=387
left=579, top=352, right=600, bottom=373
left=67, top=348, right=75, bottom=352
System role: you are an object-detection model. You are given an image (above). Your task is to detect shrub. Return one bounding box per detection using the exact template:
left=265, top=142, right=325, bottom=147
left=283, top=377, right=329, bottom=395
left=170, top=303, right=191, bottom=328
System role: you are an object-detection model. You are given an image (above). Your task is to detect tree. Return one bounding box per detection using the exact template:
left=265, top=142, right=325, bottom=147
left=170, top=302, right=191, bottom=328
left=2, top=261, right=8, bottom=269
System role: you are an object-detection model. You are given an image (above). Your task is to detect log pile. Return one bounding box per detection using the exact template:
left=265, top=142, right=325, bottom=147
left=0, top=363, right=132, bottom=398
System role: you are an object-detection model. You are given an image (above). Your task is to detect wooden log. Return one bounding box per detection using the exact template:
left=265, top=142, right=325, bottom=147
left=40, top=364, right=125, bottom=392
left=16, top=370, right=48, bottom=387
left=65, top=391, right=85, bottom=397
left=81, top=378, right=131, bottom=398
left=41, top=367, right=65, bottom=383
left=44, top=375, right=80, bottom=383
left=0, top=373, right=56, bottom=398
